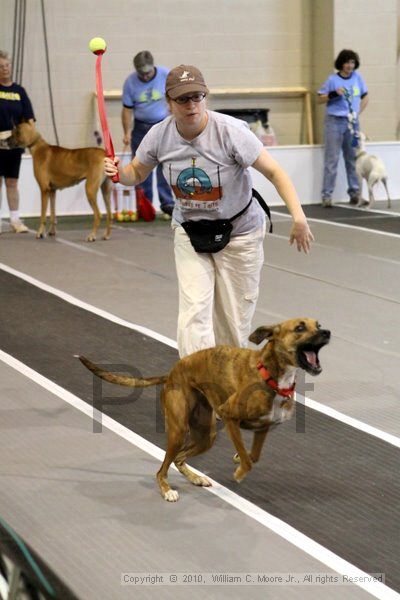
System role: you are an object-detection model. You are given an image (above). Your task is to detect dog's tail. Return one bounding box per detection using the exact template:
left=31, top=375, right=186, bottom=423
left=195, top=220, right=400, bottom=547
left=78, top=356, right=168, bottom=387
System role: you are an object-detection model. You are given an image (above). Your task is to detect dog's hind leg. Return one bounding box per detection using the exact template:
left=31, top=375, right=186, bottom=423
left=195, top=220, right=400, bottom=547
left=48, top=190, right=57, bottom=236
left=36, top=189, right=50, bottom=239
left=157, top=387, right=189, bottom=502
left=85, top=180, right=101, bottom=242
left=367, top=176, right=377, bottom=208
left=174, top=400, right=216, bottom=488
left=382, top=178, right=391, bottom=209
left=101, top=178, right=112, bottom=240
left=356, top=174, right=365, bottom=206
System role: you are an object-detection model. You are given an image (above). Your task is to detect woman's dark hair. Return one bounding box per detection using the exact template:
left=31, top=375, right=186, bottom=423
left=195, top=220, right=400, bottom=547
left=334, top=49, right=360, bottom=71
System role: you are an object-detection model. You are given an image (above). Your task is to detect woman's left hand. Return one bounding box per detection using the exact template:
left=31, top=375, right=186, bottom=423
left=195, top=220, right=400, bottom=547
left=289, top=220, right=314, bottom=253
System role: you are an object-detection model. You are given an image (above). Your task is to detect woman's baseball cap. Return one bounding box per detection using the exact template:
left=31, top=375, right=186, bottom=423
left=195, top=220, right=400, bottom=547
left=166, top=65, right=209, bottom=99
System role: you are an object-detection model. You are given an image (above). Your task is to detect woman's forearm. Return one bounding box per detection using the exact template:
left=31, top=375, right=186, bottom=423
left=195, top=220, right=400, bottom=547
left=269, top=167, right=307, bottom=222
left=119, top=161, right=142, bottom=186
left=105, top=156, right=153, bottom=187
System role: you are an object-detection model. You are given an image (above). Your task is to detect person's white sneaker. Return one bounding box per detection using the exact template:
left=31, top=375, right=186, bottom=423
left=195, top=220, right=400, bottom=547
left=10, top=220, right=28, bottom=233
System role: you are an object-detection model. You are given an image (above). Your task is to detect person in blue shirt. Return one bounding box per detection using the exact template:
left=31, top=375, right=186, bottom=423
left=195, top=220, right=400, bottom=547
left=317, top=49, right=368, bottom=207
left=0, top=50, right=35, bottom=232
left=122, top=51, right=174, bottom=217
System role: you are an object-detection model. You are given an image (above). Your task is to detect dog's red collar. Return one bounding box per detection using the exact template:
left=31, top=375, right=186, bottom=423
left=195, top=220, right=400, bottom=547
left=257, top=361, right=296, bottom=398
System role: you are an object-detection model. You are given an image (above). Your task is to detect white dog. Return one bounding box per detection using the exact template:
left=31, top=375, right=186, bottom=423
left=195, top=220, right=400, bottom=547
left=355, top=133, right=391, bottom=209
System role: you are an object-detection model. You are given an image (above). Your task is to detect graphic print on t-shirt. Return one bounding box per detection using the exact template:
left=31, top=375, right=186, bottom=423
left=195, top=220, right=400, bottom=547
left=170, top=157, right=222, bottom=210
left=138, top=88, right=163, bottom=104
left=0, top=91, right=22, bottom=101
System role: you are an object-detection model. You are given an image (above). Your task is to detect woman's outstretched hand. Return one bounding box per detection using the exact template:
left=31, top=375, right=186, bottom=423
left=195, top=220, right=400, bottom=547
left=289, top=219, right=315, bottom=253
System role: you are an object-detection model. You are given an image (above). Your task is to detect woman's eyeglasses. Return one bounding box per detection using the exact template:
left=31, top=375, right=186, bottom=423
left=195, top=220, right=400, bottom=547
left=172, top=93, right=206, bottom=105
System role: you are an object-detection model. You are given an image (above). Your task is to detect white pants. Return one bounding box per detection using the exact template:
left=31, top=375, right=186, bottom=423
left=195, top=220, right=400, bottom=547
left=174, top=224, right=266, bottom=357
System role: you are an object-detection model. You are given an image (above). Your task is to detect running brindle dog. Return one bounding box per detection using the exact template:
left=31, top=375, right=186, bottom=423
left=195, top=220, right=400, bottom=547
left=79, top=318, right=330, bottom=501
left=9, top=121, right=112, bottom=241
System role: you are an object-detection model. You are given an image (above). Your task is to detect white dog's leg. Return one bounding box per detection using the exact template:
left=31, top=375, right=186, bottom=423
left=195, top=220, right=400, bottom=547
left=367, top=181, right=375, bottom=208
left=356, top=174, right=366, bottom=207
left=382, top=178, right=391, bottom=209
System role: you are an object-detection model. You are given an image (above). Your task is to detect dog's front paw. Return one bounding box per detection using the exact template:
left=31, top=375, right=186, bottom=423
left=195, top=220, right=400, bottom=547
left=86, top=233, right=96, bottom=242
left=36, top=230, right=45, bottom=239
left=233, top=467, right=246, bottom=483
left=233, top=465, right=251, bottom=483
left=163, top=489, right=180, bottom=502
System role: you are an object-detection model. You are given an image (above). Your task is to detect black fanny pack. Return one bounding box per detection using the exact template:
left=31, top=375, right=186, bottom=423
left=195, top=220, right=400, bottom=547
left=181, top=189, right=273, bottom=254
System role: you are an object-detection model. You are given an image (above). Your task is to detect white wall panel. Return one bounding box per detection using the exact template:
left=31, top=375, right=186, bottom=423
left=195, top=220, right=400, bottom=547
left=2, top=143, right=398, bottom=219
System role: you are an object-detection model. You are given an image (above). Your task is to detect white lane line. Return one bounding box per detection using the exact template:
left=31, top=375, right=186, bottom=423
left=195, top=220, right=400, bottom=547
left=28, top=221, right=400, bottom=269
left=254, top=305, right=400, bottom=361
left=263, top=216, right=400, bottom=266
left=18, top=228, right=170, bottom=280
left=1, top=261, right=400, bottom=450
left=0, top=262, right=177, bottom=350
left=54, top=237, right=170, bottom=280
left=263, top=261, right=400, bottom=305
left=0, top=348, right=397, bottom=600
left=268, top=232, right=400, bottom=266
left=338, top=204, right=399, bottom=217
left=301, top=396, right=400, bottom=449
left=271, top=210, right=400, bottom=238
left=0, top=573, right=8, bottom=600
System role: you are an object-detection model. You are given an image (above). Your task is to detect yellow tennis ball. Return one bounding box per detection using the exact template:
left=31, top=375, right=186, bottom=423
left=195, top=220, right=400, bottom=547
left=89, top=37, right=107, bottom=54
left=116, top=212, right=124, bottom=222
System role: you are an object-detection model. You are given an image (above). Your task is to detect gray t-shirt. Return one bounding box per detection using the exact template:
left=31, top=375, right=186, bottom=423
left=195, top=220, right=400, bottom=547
left=136, top=110, right=265, bottom=235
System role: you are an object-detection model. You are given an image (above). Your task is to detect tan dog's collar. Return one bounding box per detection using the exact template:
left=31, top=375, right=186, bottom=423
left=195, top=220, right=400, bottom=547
left=25, top=132, right=41, bottom=148
left=257, top=361, right=296, bottom=398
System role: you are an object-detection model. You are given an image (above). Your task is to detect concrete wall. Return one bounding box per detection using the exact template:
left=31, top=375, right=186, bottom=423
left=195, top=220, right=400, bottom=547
left=1, top=0, right=311, bottom=147
left=312, top=0, right=399, bottom=144
left=0, top=0, right=399, bottom=148
left=311, top=0, right=334, bottom=143
left=333, top=0, right=398, bottom=141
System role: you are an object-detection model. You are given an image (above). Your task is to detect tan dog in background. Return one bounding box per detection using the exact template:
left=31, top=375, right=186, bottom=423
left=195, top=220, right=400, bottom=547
left=79, top=318, right=330, bottom=502
left=9, top=121, right=112, bottom=241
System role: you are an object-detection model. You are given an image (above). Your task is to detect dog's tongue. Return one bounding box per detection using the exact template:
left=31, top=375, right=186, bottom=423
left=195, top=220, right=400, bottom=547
left=304, top=350, right=318, bottom=367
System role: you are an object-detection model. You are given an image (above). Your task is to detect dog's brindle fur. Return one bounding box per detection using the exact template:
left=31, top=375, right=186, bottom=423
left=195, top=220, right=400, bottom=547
left=9, top=121, right=112, bottom=241
left=79, top=318, right=330, bottom=501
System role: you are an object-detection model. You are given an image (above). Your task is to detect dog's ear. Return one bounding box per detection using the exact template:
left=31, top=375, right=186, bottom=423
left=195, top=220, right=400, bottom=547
left=249, top=324, right=280, bottom=345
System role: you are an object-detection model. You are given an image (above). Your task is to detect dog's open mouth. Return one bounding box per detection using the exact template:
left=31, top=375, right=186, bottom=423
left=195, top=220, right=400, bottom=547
left=297, top=334, right=330, bottom=375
